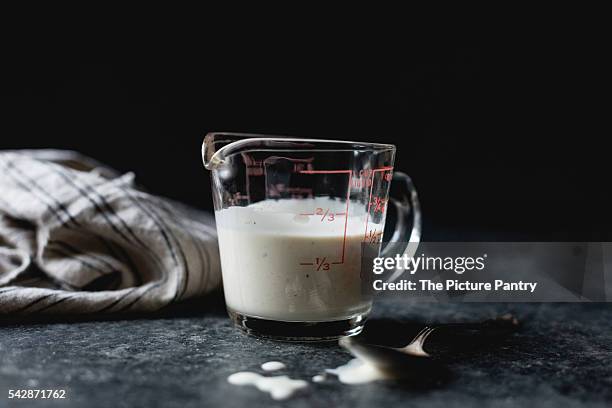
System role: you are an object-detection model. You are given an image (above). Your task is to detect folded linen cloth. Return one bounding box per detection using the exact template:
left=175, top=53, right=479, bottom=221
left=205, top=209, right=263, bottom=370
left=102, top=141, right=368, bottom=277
left=0, top=150, right=221, bottom=314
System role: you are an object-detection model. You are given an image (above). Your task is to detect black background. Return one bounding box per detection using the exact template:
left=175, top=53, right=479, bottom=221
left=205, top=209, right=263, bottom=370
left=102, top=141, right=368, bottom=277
left=1, top=26, right=608, bottom=241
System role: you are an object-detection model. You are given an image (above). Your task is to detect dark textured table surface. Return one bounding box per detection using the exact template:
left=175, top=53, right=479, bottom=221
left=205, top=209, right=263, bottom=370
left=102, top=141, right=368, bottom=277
left=1, top=297, right=611, bottom=408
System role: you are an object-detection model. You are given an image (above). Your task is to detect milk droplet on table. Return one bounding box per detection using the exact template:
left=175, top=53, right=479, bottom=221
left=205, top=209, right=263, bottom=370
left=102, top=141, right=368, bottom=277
left=227, top=372, right=308, bottom=400
left=326, top=358, right=391, bottom=384
left=261, top=361, right=286, bottom=371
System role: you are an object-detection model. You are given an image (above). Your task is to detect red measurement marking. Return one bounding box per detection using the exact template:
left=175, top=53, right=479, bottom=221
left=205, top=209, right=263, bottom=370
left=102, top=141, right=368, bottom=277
left=299, top=170, right=354, bottom=174
left=370, top=197, right=388, bottom=214
left=301, top=258, right=330, bottom=270
left=229, top=192, right=250, bottom=205
left=364, top=167, right=394, bottom=241
left=262, top=157, right=314, bottom=199
left=318, top=208, right=330, bottom=221
left=268, top=185, right=315, bottom=199
left=244, top=156, right=264, bottom=176
left=297, top=169, right=352, bottom=266
left=365, top=229, right=383, bottom=244
left=341, top=171, right=351, bottom=262
left=300, top=209, right=346, bottom=221
left=315, top=257, right=330, bottom=271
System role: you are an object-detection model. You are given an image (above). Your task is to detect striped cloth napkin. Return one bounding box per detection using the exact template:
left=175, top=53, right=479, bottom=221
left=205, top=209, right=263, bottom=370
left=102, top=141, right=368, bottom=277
left=0, top=150, right=221, bottom=315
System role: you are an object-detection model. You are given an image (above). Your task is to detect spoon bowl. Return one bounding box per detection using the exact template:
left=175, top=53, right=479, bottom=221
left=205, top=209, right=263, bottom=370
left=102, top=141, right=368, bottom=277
left=339, top=336, right=450, bottom=382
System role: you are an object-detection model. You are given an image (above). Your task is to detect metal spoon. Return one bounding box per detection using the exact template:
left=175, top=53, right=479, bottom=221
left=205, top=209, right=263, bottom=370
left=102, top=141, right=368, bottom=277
left=338, top=336, right=449, bottom=381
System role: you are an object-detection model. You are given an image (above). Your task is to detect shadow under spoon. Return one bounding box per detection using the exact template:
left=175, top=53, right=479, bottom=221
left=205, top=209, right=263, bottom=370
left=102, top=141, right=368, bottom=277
left=339, top=336, right=450, bottom=382
left=338, top=315, right=520, bottom=382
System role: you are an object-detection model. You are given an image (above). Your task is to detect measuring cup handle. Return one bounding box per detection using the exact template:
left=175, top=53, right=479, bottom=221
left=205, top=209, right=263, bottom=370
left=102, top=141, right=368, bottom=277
left=381, top=171, right=422, bottom=283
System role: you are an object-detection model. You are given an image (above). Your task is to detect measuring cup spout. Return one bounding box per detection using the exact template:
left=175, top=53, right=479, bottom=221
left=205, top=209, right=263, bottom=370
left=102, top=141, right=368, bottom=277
left=202, top=132, right=322, bottom=170
left=202, top=132, right=396, bottom=170
left=202, top=132, right=250, bottom=170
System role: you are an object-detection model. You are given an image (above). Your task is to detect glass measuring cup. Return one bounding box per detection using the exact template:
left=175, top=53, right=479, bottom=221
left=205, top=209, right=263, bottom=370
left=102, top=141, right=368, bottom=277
left=202, top=132, right=421, bottom=341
